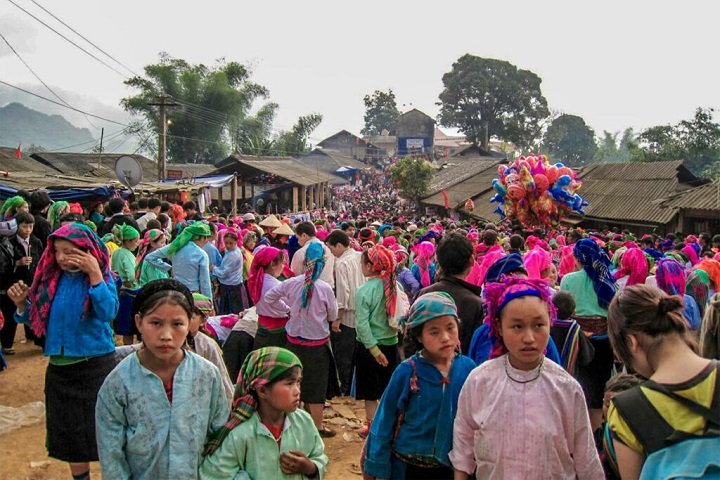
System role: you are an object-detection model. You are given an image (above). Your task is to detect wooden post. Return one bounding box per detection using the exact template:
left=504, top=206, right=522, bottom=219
left=251, top=185, right=255, bottom=210
left=231, top=175, right=238, bottom=216
left=293, top=186, right=299, bottom=212
left=319, top=182, right=325, bottom=207
left=308, top=185, right=315, bottom=209
left=301, top=185, right=307, bottom=211
left=241, top=180, right=246, bottom=202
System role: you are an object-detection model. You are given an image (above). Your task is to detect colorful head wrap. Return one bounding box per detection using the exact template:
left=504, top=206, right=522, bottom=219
left=47, top=201, right=69, bottom=231
left=613, top=246, right=648, bottom=286
left=248, top=246, right=281, bottom=304
left=686, top=269, right=709, bottom=317
left=466, top=231, right=479, bottom=243
left=573, top=238, right=617, bottom=309
left=135, top=229, right=166, bottom=280
left=166, top=222, right=210, bottom=257
left=366, top=244, right=397, bottom=318
left=0, top=195, right=27, bottom=221
left=113, top=224, right=140, bottom=244
left=695, top=258, right=720, bottom=289
left=29, top=223, right=112, bottom=336
left=655, top=258, right=686, bottom=296
left=681, top=244, right=700, bottom=266
left=484, top=253, right=525, bottom=284
left=203, top=347, right=302, bottom=456
left=413, top=241, right=435, bottom=287
left=660, top=239, right=674, bottom=252
left=301, top=242, right=325, bottom=309
left=483, top=277, right=556, bottom=358
left=193, top=293, right=214, bottom=316
left=524, top=247, right=553, bottom=280
left=399, top=291, right=457, bottom=331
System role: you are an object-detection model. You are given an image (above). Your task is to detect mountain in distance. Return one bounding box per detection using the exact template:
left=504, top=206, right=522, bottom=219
left=0, top=102, right=94, bottom=150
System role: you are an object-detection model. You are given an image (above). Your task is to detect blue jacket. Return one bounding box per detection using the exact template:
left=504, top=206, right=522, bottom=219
left=16, top=271, right=118, bottom=357
left=468, top=323, right=562, bottom=366
left=363, top=353, right=476, bottom=478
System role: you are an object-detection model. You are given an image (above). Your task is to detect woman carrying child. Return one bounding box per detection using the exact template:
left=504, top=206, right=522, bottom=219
left=95, top=279, right=229, bottom=479
left=450, top=276, right=603, bottom=479
left=200, top=347, right=328, bottom=479
left=363, top=292, right=476, bottom=479
left=7, top=223, right=119, bottom=480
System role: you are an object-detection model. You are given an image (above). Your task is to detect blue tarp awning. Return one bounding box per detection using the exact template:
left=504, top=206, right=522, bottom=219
left=0, top=184, right=123, bottom=201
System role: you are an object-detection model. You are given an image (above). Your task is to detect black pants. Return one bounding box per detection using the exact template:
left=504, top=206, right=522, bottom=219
left=0, top=295, right=18, bottom=349
left=330, top=324, right=355, bottom=396
left=404, top=463, right=454, bottom=479
left=222, top=330, right=255, bottom=383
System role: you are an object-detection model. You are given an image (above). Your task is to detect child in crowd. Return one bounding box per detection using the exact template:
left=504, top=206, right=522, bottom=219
left=248, top=246, right=290, bottom=350
left=200, top=347, right=328, bottom=479
left=411, top=241, right=436, bottom=288
left=600, top=373, right=644, bottom=479
left=211, top=229, right=248, bottom=315
left=111, top=224, right=142, bottom=346
left=450, top=277, right=603, bottom=479
left=8, top=223, right=119, bottom=480
left=363, top=292, right=476, bottom=479
left=264, top=242, right=339, bottom=437
left=135, top=229, right=169, bottom=286
left=187, top=297, right=234, bottom=403
left=606, top=284, right=718, bottom=479
left=551, top=291, right=595, bottom=381
left=96, top=279, right=229, bottom=479
left=395, top=246, right=420, bottom=302
left=355, top=244, right=401, bottom=438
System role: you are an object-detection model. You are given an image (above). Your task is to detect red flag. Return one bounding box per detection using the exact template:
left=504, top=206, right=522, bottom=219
left=441, top=190, right=449, bottom=209
left=15, top=143, right=21, bottom=159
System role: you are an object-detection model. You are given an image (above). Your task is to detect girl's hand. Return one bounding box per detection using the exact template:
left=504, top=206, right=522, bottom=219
left=68, top=248, right=103, bottom=286
left=279, top=450, right=317, bottom=477
left=7, top=281, right=29, bottom=310
left=374, top=352, right=389, bottom=367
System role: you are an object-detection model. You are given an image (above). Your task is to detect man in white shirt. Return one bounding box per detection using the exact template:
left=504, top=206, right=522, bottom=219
left=136, top=197, right=161, bottom=233
left=325, top=229, right=366, bottom=395
left=290, top=221, right=335, bottom=288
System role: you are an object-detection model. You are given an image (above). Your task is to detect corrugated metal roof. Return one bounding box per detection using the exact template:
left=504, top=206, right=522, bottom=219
left=658, top=180, right=720, bottom=211
left=30, top=152, right=158, bottom=180
left=0, top=147, right=60, bottom=173
left=426, top=159, right=501, bottom=196
left=423, top=159, right=502, bottom=209
left=213, top=154, right=340, bottom=186
left=574, top=161, right=692, bottom=224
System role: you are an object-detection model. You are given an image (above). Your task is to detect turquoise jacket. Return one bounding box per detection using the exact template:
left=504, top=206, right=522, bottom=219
left=96, top=351, right=230, bottom=480
left=15, top=271, right=118, bottom=357
left=364, top=353, right=477, bottom=478
left=200, top=409, right=328, bottom=480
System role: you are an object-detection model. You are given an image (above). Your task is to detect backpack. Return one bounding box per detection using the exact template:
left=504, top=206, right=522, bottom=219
left=611, top=362, right=720, bottom=480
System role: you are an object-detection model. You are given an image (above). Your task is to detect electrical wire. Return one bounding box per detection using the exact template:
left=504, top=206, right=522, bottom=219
left=0, top=30, right=101, bottom=130
left=28, top=0, right=140, bottom=78
left=6, top=0, right=128, bottom=78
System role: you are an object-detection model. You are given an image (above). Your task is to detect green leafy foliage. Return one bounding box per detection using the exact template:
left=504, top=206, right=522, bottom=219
left=594, top=128, right=634, bottom=163
left=542, top=114, right=598, bottom=167
left=437, top=55, right=549, bottom=151
left=361, top=90, right=400, bottom=136
left=389, top=156, right=435, bottom=204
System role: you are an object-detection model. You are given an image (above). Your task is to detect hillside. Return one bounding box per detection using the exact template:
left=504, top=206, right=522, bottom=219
left=0, top=102, right=94, bottom=150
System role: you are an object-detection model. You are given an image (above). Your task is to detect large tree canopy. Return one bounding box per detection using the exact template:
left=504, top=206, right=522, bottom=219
left=542, top=114, right=598, bottom=167
left=361, top=89, right=400, bottom=136
left=630, top=107, right=720, bottom=177
left=389, top=156, right=434, bottom=205
left=437, top=55, right=549, bottom=151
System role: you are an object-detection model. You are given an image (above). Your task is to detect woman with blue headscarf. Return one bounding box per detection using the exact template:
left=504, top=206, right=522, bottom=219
left=560, top=237, right=618, bottom=431
left=264, top=241, right=340, bottom=437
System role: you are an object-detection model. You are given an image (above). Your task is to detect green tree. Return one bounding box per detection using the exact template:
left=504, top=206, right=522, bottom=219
left=361, top=89, right=400, bottom=136
left=121, top=53, right=271, bottom=164
left=542, top=114, right=597, bottom=167
left=437, top=55, right=550, bottom=150
left=389, top=156, right=435, bottom=206
left=273, top=113, right=323, bottom=156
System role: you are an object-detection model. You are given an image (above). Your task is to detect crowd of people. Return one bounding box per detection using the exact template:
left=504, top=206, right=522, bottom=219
left=0, top=186, right=718, bottom=480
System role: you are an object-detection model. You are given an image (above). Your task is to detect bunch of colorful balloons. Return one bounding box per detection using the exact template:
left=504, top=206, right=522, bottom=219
left=490, top=154, right=588, bottom=230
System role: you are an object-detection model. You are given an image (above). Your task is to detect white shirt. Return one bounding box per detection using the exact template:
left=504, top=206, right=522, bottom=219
left=290, top=238, right=335, bottom=288
left=334, top=248, right=366, bottom=328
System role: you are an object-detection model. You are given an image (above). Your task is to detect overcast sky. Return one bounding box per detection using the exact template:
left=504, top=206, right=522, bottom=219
left=1, top=0, right=718, bottom=148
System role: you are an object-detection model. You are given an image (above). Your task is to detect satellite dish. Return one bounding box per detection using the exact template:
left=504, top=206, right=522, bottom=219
left=115, top=155, right=143, bottom=188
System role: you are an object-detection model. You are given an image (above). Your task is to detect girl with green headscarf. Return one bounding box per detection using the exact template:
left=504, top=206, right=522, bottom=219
left=0, top=195, right=28, bottom=221
left=47, top=201, right=70, bottom=231
left=110, top=224, right=141, bottom=345
left=201, top=347, right=328, bottom=479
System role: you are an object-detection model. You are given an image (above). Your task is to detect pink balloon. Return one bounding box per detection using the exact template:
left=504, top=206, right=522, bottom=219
left=546, top=166, right=559, bottom=184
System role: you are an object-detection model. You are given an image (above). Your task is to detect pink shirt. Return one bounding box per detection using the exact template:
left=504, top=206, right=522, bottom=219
left=450, top=355, right=603, bottom=480
left=263, top=275, right=338, bottom=341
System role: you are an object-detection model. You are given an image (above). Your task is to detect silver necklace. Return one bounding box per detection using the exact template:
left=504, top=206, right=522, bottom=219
left=504, top=355, right=545, bottom=384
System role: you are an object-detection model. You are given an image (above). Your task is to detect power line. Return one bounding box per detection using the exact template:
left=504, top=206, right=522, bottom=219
left=0, top=79, right=129, bottom=126
left=0, top=29, right=101, bottom=130
left=6, top=0, right=128, bottom=78
left=28, top=0, right=140, bottom=78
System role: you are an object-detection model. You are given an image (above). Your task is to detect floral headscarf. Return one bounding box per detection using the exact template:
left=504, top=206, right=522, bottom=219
left=413, top=241, right=435, bottom=288
left=366, top=244, right=397, bottom=318
left=573, top=238, right=617, bottom=309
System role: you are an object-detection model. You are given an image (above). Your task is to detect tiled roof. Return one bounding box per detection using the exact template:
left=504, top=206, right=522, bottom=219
left=422, top=159, right=503, bottom=209
left=213, top=154, right=340, bottom=186
left=658, top=180, right=720, bottom=211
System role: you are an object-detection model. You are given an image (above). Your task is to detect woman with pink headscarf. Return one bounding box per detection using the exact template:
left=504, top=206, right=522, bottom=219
left=524, top=247, right=557, bottom=287
left=613, top=247, right=649, bottom=289
left=411, top=241, right=436, bottom=288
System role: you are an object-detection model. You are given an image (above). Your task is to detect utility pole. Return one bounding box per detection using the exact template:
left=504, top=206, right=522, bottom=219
left=148, top=95, right=179, bottom=180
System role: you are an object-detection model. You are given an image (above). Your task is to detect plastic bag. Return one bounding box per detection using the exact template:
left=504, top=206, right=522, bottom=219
left=0, top=401, right=45, bottom=436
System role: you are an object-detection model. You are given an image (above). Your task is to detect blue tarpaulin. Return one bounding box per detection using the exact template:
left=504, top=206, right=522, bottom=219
left=0, top=185, right=123, bottom=201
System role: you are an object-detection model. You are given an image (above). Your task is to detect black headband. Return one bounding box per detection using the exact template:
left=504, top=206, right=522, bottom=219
left=131, top=278, right=194, bottom=318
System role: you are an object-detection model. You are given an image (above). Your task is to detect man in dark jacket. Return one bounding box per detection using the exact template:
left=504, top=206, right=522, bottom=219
left=28, top=190, right=53, bottom=250
left=100, top=197, right=140, bottom=237
left=416, top=232, right=484, bottom=355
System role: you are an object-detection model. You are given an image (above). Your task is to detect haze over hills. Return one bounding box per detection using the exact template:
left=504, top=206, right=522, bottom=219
left=0, top=83, right=138, bottom=152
